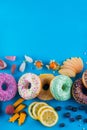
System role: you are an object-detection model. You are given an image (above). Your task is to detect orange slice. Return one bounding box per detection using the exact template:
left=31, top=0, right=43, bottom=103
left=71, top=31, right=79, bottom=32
left=18, top=112, right=27, bottom=125
left=32, top=102, right=48, bottom=119
left=14, top=104, right=26, bottom=113
left=28, top=102, right=38, bottom=119
left=37, top=105, right=53, bottom=118
left=9, top=113, right=20, bottom=123
left=39, top=109, right=58, bottom=127
left=13, top=98, right=24, bottom=107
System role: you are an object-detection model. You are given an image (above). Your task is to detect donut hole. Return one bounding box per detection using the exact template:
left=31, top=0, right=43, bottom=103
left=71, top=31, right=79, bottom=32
left=2, top=83, right=8, bottom=91
left=43, top=84, right=49, bottom=91
left=25, top=82, right=31, bottom=89
left=82, top=87, right=87, bottom=95
left=62, top=84, right=68, bottom=91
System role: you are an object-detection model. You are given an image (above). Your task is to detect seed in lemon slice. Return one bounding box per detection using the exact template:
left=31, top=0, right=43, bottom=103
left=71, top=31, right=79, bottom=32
left=37, top=105, right=53, bottom=119
left=32, top=102, right=48, bottom=119
left=28, top=102, right=38, bottom=119
left=39, top=109, right=58, bottom=127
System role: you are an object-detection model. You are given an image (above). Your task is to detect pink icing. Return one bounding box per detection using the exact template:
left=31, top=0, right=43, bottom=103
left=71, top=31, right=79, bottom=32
left=18, top=73, right=41, bottom=100
left=0, top=73, right=17, bottom=101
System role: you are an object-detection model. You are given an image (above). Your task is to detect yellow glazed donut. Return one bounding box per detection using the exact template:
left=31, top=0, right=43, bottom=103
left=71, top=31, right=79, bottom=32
left=38, top=74, right=54, bottom=100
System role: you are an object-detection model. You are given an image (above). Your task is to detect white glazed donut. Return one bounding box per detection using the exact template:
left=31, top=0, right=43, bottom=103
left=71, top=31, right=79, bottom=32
left=18, top=73, right=41, bottom=100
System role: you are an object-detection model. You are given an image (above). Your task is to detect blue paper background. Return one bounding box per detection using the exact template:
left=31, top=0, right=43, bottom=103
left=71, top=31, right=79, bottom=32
left=0, top=0, right=87, bottom=130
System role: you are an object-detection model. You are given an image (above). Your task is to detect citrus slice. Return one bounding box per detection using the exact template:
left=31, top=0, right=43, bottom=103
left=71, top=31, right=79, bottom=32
left=39, top=109, right=58, bottom=127
left=32, top=102, right=48, bottom=119
left=37, top=105, right=54, bottom=119
left=28, top=102, right=38, bottom=119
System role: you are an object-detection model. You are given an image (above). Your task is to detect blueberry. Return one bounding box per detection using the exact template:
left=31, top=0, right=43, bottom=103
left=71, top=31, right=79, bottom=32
left=79, top=106, right=85, bottom=110
left=55, top=106, right=62, bottom=111
left=70, top=117, right=75, bottom=122
left=83, top=118, right=87, bottom=123
left=76, top=115, right=82, bottom=120
left=64, top=112, right=71, bottom=118
left=72, top=107, right=78, bottom=112
left=65, top=105, right=73, bottom=110
left=59, top=123, right=65, bottom=127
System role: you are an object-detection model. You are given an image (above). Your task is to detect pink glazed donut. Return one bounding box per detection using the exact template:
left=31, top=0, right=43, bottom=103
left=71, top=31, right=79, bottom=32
left=18, top=73, right=41, bottom=100
left=0, top=73, right=17, bottom=101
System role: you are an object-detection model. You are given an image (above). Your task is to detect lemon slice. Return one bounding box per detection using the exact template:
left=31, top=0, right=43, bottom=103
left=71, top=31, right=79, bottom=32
left=28, top=102, right=38, bottom=119
left=37, top=105, right=53, bottom=118
left=39, top=109, right=58, bottom=127
left=32, top=102, right=48, bottom=119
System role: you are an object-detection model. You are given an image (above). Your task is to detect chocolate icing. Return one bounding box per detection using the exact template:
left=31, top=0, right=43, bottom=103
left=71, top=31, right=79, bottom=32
left=72, top=78, right=87, bottom=104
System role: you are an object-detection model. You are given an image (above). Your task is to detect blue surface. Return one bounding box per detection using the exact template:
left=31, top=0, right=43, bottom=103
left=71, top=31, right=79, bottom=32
left=0, top=0, right=87, bottom=130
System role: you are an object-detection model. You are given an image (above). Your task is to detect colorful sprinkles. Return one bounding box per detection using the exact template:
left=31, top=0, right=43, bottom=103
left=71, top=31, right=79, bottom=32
left=0, top=55, right=87, bottom=129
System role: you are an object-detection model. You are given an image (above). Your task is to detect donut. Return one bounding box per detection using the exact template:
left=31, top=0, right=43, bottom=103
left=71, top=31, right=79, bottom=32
left=82, top=70, right=87, bottom=88
left=38, top=74, right=54, bottom=100
left=50, top=75, right=73, bottom=101
left=0, top=73, right=17, bottom=101
left=72, top=78, right=87, bottom=104
left=18, top=73, right=41, bottom=100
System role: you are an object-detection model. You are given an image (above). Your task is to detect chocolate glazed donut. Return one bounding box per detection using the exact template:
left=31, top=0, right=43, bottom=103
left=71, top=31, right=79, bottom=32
left=72, top=79, right=87, bottom=104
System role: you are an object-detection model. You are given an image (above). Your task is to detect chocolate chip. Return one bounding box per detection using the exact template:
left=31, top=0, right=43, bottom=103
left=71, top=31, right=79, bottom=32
left=59, top=123, right=65, bottom=127
left=83, top=118, right=87, bottom=123
left=70, top=117, right=75, bottom=122
left=79, top=106, right=85, bottom=110
left=64, top=112, right=71, bottom=118
left=72, top=107, right=78, bottom=112
left=55, top=106, right=62, bottom=111
left=76, top=115, right=82, bottom=120
left=65, top=105, right=73, bottom=110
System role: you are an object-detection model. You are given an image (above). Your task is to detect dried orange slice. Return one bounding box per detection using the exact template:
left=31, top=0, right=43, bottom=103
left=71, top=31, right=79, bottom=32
left=9, top=113, right=20, bottom=123
left=39, top=109, right=58, bottom=127
left=13, top=98, right=24, bottom=107
left=37, top=105, right=53, bottom=118
left=28, top=102, right=38, bottom=119
left=32, top=102, right=48, bottom=119
left=14, top=104, right=26, bottom=113
left=18, top=112, right=27, bottom=125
